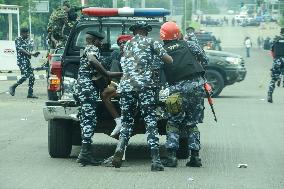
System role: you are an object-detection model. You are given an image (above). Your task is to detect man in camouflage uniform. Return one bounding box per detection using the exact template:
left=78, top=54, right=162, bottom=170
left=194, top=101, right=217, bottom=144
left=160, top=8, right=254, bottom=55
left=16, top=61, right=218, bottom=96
left=111, top=21, right=173, bottom=171
left=9, top=28, right=40, bottom=98
left=160, top=22, right=209, bottom=168
left=47, top=1, right=76, bottom=49
left=184, top=26, right=200, bottom=46
left=267, top=28, right=284, bottom=103
left=76, top=31, right=122, bottom=166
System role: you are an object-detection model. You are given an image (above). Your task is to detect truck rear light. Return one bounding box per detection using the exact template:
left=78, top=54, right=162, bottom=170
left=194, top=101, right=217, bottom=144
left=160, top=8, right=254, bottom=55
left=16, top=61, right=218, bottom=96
left=48, top=60, right=62, bottom=92
left=48, top=75, right=61, bottom=91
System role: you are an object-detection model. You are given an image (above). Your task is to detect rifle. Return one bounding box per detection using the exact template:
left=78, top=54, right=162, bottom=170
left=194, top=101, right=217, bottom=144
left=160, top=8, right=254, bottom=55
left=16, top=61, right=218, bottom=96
left=204, top=82, right=217, bottom=122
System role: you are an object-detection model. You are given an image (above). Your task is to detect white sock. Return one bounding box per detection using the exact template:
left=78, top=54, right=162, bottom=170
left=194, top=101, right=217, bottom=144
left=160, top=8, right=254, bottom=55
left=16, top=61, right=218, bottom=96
left=115, top=117, right=121, bottom=126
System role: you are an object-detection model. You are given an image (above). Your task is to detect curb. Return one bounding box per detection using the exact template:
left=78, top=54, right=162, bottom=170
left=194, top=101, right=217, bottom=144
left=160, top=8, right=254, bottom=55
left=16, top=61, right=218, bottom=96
left=0, top=74, right=46, bottom=81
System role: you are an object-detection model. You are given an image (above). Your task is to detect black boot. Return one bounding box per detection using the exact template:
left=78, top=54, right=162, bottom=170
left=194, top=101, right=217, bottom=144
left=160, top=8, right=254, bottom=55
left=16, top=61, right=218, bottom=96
left=151, top=149, right=164, bottom=171
left=162, top=148, right=177, bottom=167
left=112, top=137, right=127, bottom=168
left=277, top=79, right=281, bottom=87
left=9, top=84, right=17, bottom=96
left=27, top=88, right=38, bottom=99
left=267, top=93, right=273, bottom=103
left=76, top=143, right=101, bottom=166
left=186, top=150, right=202, bottom=167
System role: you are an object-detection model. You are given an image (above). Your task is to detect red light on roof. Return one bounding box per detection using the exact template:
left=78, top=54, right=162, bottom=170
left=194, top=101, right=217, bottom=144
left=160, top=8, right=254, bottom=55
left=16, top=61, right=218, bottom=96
left=82, top=8, right=118, bottom=16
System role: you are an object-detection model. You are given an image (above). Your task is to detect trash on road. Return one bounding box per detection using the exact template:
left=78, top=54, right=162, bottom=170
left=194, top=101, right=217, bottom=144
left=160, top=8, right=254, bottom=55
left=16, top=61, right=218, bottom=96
left=238, top=164, right=248, bottom=168
left=20, top=118, right=28, bottom=121
left=187, top=177, right=194, bottom=181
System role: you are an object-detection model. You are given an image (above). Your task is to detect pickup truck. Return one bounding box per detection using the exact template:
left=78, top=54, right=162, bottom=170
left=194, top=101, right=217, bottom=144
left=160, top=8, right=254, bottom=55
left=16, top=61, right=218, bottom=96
left=43, top=7, right=247, bottom=159
left=43, top=7, right=191, bottom=159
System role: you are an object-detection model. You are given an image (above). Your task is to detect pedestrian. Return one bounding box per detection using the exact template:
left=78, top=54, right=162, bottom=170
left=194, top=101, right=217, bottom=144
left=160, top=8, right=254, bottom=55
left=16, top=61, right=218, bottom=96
left=111, top=21, right=173, bottom=171
left=257, top=36, right=263, bottom=49
left=267, top=28, right=284, bottom=103
left=160, top=21, right=208, bottom=167
left=244, top=36, right=252, bottom=57
left=232, top=17, right=235, bottom=26
left=76, top=30, right=123, bottom=166
left=9, top=28, right=40, bottom=98
left=101, top=34, right=133, bottom=137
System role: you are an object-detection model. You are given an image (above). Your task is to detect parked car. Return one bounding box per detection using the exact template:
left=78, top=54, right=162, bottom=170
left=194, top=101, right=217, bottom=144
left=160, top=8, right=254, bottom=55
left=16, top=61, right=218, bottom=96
left=195, top=31, right=222, bottom=51
left=204, top=50, right=247, bottom=97
left=201, top=18, right=222, bottom=26
left=240, top=19, right=260, bottom=27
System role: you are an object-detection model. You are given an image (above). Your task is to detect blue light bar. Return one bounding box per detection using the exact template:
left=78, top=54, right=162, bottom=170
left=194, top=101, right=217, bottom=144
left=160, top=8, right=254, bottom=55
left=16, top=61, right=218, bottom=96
left=134, top=8, right=170, bottom=17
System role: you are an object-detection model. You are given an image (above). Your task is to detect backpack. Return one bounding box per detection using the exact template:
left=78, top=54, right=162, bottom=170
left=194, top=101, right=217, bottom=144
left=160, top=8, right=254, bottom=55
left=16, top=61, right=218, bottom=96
left=273, top=37, right=284, bottom=57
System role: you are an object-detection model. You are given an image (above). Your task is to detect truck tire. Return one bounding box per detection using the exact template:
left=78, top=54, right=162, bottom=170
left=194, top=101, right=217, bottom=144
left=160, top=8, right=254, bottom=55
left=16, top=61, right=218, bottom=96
left=205, top=70, right=224, bottom=97
left=48, top=119, right=72, bottom=158
left=72, top=124, right=82, bottom=146
left=177, top=137, right=189, bottom=159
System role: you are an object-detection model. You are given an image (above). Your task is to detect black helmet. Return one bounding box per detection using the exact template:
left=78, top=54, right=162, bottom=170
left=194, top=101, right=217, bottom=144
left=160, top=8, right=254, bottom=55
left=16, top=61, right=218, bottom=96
left=129, top=21, right=152, bottom=32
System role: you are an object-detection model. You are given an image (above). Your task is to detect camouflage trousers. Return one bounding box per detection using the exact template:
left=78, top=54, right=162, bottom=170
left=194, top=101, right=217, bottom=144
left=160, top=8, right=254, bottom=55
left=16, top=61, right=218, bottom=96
left=119, top=89, right=160, bottom=150
left=268, top=57, right=284, bottom=94
left=76, top=78, right=98, bottom=144
left=165, top=77, right=205, bottom=151
left=16, top=62, right=35, bottom=95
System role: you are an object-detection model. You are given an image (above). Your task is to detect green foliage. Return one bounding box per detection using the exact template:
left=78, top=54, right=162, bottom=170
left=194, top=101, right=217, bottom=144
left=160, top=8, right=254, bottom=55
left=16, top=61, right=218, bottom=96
left=280, top=1, right=284, bottom=27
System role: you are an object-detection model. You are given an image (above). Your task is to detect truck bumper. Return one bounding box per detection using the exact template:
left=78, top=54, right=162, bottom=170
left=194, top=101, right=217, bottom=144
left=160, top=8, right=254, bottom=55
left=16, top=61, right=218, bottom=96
left=43, top=101, right=79, bottom=121
left=236, top=67, right=247, bottom=82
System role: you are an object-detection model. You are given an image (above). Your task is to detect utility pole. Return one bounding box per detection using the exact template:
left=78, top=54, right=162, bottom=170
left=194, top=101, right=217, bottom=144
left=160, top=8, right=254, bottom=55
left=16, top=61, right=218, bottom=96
left=123, top=0, right=130, bottom=7
left=113, top=0, right=117, bottom=8
left=141, top=0, right=145, bottom=8
left=184, top=0, right=187, bottom=31
left=170, top=0, right=173, bottom=15
left=28, top=0, right=32, bottom=37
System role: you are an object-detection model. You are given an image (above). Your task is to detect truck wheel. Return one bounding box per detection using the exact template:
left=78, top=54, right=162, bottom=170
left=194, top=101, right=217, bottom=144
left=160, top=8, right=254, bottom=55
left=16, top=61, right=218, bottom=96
left=48, top=119, right=72, bottom=158
left=177, top=137, right=189, bottom=159
left=72, top=124, right=82, bottom=146
left=205, top=70, right=224, bottom=97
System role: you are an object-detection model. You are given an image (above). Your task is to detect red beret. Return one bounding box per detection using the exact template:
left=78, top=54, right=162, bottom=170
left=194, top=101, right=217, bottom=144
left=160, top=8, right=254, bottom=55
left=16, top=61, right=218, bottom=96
left=117, top=35, right=133, bottom=45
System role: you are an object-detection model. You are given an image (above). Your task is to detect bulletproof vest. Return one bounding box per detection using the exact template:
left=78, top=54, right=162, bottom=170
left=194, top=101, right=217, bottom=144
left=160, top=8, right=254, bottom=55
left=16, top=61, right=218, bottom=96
left=163, top=40, right=205, bottom=84
left=273, top=36, right=284, bottom=57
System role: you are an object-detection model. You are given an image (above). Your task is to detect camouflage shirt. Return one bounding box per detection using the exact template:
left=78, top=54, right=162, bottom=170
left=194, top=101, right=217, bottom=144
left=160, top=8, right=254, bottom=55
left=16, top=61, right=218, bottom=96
left=78, top=45, right=100, bottom=80
left=15, top=36, right=30, bottom=64
left=184, top=32, right=200, bottom=46
left=47, top=8, right=68, bottom=41
left=119, top=34, right=167, bottom=92
left=186, top=41, right=209, bottom=68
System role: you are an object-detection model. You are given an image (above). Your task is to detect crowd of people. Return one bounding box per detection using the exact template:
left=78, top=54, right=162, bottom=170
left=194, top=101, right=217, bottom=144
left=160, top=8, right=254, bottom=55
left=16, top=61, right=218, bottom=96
left=74, top=20, right=209, bottom=172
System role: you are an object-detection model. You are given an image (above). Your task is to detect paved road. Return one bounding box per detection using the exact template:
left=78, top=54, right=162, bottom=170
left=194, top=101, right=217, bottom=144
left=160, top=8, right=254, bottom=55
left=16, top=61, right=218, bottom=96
left=1, top=32, right=284, bottom=189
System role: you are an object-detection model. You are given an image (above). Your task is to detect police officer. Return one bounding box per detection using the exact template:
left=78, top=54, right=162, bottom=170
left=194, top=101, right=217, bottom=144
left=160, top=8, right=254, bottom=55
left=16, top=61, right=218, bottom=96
left=267, top=28, right=284, bottom=103
left=160, top=21, right=208, bottom=167
left=184, top=26, right=200, bottom=46
left=9, top=28, right=40, bottom=98
left=76, top=31, right=122, bottom=166
left=111, top=21, right=173, bottom=171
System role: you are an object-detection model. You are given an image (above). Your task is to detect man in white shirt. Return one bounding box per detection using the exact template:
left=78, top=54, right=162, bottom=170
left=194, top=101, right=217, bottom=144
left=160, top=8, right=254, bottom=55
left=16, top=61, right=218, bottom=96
left=244, top=36, right=252, bottom=57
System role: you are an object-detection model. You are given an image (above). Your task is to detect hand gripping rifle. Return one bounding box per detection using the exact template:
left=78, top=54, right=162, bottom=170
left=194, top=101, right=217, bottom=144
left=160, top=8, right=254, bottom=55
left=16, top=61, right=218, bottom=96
left=204, top=82, right=217, bottom=122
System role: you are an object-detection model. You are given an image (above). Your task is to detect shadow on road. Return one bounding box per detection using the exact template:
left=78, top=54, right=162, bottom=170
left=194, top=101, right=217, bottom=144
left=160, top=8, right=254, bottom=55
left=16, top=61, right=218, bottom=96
left=217, top=95, right=257, bottom=99
left=70, top=143, right=170, bottom=160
